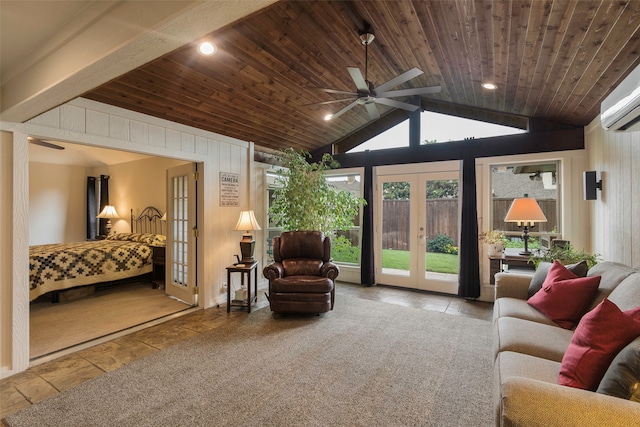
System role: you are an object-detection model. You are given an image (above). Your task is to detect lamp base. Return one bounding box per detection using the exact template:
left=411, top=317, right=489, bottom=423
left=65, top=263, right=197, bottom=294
left=519, top=226, right=533, bottom=257
left=239, top=234, right=255, bottom=264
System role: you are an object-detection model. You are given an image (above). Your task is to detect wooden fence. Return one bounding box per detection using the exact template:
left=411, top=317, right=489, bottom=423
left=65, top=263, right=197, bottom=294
left=382, top=199, right=459, bottom=250
left=381, top=198, right=556, bottom=250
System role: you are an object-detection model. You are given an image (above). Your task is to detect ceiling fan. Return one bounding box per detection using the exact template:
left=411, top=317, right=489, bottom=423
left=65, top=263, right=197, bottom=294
left=318, top=27, right=441, bottom=121
left=28, top=137, right=65, bottom=150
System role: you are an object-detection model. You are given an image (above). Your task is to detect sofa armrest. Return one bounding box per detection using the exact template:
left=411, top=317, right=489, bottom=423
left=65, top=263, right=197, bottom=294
left=320, top=261, right=340, bottom=281
left=263, top=262, right=284, bottom=281
left=500, top=377, right=640, bottom=427
left=494, top=273, right=532, bottom=300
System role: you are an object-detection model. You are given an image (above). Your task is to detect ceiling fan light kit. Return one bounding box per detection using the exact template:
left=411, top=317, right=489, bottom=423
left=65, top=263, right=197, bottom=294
left=320, top=27, right=441, bottom=121
left=359, top=31, right=375, bottom=45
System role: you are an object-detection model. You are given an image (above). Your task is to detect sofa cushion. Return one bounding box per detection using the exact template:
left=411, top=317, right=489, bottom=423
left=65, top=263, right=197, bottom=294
left=608, top=273, right=640, bottom=312
left=271, top=276, right=334, bottom=293
left=276, top=231, right=328, bottom=261
left=492, top=297, right=559, bottom=326
left=496, top=351, right=561, bottom=384
left=282, top=259, right=323, bottom=276
left=494, top=351, right=561, bottom=423
left=587, top=261, right=639, bottom=311
left=494, top=317, right=573, bottom=362
left=528, top=260, right=589, bottom=298
left=597, top=336, right=640, bottom=401
left=527, top=261, right=601, bottom=329
left=559, top=299, right=640, bottom=391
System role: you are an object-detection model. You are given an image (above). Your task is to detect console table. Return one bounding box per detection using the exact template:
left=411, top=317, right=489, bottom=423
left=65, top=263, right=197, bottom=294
left=226, top=261, right=259, bottom=313
left=489, top=248, right=536, bottom=284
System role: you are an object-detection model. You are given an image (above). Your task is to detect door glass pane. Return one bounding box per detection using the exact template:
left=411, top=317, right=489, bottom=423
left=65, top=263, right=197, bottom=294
left=424, top=179, right=459, bottom=280
left=381, top=181, right=410, bottom=276
left=171, top=175, right=188, bottom=287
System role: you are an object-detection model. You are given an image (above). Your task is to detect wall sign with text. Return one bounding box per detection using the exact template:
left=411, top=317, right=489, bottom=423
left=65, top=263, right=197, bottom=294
left=220, top=172, right=239, bottom=206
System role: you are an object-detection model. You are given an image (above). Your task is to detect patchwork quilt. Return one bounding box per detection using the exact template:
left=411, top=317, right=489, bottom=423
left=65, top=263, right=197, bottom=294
left=29, top=233, right=165, bottom=301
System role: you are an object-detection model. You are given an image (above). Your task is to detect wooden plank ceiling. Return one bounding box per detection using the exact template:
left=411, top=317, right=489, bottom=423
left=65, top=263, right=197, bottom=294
left=83, top=0, right=640, bottom=154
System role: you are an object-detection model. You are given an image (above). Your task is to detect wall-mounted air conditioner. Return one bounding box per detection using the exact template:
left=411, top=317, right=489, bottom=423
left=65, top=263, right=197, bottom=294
left=600, top=63, right=640, bottom=132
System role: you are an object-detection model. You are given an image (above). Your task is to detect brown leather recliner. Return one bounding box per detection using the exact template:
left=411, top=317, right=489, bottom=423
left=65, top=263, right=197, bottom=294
left=263, top=231, right=339, bottom=314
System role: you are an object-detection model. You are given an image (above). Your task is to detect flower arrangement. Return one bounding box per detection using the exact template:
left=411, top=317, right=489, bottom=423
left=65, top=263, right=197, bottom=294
left=479, top=230, right=507, bottom=245
left=479, top=230, right=507, bottom=256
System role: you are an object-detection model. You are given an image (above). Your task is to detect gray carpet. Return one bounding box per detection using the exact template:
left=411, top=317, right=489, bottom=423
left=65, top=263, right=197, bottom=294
left=6, top=295, right=494, bottom=426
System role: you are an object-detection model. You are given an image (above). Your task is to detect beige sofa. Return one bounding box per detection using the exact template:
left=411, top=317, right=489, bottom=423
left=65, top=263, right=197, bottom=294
left=493, top=261, right=640, bottom=426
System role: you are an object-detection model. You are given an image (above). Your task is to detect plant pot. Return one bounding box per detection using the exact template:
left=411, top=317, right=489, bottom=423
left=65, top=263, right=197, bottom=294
left=487, top=243, right=505, bottom=257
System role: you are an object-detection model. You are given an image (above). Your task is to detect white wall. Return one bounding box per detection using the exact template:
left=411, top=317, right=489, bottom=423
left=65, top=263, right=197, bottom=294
left=585, top=118, right=640, bottom=267
left=29, top=163, right=88, bottom=245
left=92, top=156, right=189, bottom=235
left=1, top=132, right=15, bottom=371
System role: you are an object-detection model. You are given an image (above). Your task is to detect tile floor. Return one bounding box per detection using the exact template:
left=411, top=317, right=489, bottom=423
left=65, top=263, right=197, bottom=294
left=1, top=282, right=493, bottom=422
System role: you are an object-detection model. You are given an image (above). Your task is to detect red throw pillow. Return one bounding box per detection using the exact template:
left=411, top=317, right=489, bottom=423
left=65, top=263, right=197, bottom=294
left=527, top=260, right=601, bottom=329
left=559, top=299, right=640, bottom=390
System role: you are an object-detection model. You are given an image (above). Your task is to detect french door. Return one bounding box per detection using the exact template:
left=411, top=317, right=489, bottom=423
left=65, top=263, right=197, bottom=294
left=166, top=163, right=198, bottom=305
left=376, top=170, right=460, bottom=294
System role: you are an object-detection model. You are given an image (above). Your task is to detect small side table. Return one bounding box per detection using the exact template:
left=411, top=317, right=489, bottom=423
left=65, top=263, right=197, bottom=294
left=226, top=261, right=259, bottom=313
left=151, top=245, right=166, bottom=289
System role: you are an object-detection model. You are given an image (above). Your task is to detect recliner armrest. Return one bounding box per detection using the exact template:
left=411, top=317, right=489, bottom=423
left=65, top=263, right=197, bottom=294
left=263, top=262, right=284, bottom=280
left=321, top=261, right=340, bottom=280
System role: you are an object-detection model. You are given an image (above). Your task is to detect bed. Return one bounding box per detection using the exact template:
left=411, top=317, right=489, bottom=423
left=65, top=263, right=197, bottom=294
left=29, top=206, right=166, bottom=302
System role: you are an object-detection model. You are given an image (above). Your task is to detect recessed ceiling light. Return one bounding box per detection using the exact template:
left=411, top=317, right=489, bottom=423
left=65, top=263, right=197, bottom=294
left=324, top=114, right=333, bottom=121
left=481, top=82, right=497, bottom=90
left=197, top=41, right=217, bottom=56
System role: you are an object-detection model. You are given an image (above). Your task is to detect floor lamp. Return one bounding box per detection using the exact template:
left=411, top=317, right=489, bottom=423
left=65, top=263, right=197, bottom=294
left=504, top=195, right=547, bottom=255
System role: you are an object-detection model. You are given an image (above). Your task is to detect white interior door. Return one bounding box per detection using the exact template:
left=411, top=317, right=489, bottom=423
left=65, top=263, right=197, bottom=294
left=376, top=170, right=460, bottom=294
left=166, top=163, right=197, bottom=305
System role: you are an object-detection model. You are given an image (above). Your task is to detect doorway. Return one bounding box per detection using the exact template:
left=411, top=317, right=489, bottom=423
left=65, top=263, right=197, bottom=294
left=27, top=142, right=198, bottom=360
left=376, top=167, right=460, bottom=294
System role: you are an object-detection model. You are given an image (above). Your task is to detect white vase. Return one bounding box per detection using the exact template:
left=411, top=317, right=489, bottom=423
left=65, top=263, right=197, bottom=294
left=487, top=243, right=505, bottom=256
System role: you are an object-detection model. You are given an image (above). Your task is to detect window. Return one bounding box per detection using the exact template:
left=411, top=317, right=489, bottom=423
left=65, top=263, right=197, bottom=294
left=490, top=162, right=560, bottom=250
left=265, top=169, right=364, bottom=266
left=347, top=111, right=525, bottom=153
left=325, top=171, right=363, bottom=265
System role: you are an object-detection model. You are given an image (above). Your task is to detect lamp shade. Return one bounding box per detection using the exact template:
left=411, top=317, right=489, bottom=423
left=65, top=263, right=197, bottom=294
left=234, top=210, right=262, bottom=232
left=97, top=205, right=119, bottom=219
left=161, top=213, right=167, bottom=221
left=504, top=197, right=547, bottom=226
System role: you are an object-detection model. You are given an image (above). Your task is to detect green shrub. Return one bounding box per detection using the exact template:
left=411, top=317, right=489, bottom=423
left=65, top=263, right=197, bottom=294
left=427, top=234, right=455, bottom=254
left=331, top=235, right=360, bottom=264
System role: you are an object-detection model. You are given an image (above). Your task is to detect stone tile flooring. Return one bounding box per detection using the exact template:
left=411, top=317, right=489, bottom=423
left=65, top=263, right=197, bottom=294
left=1, top=282, right=492, bottom=422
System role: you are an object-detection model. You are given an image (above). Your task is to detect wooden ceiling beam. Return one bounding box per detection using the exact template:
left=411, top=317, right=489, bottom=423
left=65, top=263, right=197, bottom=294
left=333, top=127, right=584, bottom=168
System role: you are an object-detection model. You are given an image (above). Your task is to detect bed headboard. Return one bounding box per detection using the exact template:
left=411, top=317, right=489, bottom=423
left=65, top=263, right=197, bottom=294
left=131, top=206, right=164, bottom=235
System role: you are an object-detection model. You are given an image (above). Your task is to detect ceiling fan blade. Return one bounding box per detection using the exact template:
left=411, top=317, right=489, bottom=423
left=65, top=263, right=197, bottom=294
left=375, top=98, right=420, bottom=112
left=377, top=86, right=442, bottom=98
left=28, top=138, right=65, bottom=150
left=316, top=88, right=359, bottom=96
left=375, top=68, right=424, bottom=93
left=303, top=98, right=356, bottom=106
left=365, top=103, right=380, bottom=120
left=347, top=67, right=369, bottom=91
left=330, top=100, right=359, bottom=119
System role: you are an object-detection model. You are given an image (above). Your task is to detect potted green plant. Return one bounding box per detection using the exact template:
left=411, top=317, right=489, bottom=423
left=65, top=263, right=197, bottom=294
left=268, top=148, right=364, bottom=235
left=530, top=243, right=600, bottom=269
left=479, top=230, right=507, bottom=256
